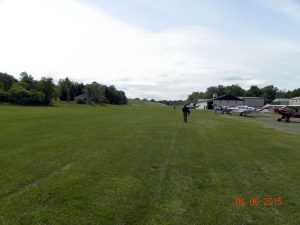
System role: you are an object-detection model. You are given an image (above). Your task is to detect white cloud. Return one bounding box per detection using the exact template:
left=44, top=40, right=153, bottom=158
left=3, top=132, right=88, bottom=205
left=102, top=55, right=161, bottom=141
left=0, top=0, right=300, bottom=100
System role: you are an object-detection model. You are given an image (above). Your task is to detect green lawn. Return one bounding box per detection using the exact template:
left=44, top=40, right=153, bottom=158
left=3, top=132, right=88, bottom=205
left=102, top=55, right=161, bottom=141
left=0, top=102, right=299, bottom=225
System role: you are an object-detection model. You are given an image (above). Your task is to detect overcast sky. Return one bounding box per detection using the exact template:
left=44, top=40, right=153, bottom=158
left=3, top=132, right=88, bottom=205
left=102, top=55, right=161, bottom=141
left=1, top=0, right=300, bottom=100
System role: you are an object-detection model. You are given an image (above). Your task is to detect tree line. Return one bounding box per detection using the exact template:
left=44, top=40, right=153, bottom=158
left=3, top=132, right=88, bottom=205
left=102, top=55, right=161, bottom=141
left=157, top=100, right=186, bottom=106
left=187, top=84, right=300, bottom=104
left=0, top=72, right=127, bottom=105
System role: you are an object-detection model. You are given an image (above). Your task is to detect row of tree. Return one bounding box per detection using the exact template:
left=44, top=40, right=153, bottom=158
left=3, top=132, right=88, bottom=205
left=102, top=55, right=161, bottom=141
left=187, top=84, right=300, bottom=104
left=0, top=72, right=55, bottom=105
left=0, top=72, right=127, bottom=105
left=58, top=78, right=127, bottom=105
left=157, top=100, right=186, bottom=106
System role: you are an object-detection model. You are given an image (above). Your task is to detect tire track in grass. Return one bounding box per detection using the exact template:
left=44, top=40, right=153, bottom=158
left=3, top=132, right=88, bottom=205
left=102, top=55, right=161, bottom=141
left=0, top=152, right=98, bottom=203
left=158, top=122, right=182, bottom=184
left=143, top=121, right=182, bottom=223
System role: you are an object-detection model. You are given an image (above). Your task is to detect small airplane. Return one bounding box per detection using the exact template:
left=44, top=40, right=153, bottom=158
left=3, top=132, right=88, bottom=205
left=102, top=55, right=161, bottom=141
left=214, top=105, right=231, bottom=114
left=214, top=105, right=271, bottom=116
left=229, top=105, right=269, bottom=116
left=273, top=105, right=300, bottom=122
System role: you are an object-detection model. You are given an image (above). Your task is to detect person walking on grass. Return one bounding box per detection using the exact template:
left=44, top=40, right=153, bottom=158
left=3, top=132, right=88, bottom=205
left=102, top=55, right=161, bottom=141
left=182, top=104, right=191, bottom=122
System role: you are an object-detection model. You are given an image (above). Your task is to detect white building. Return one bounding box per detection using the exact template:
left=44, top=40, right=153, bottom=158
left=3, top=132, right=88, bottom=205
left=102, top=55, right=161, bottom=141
left=289, top=97, right=300, bottom=105
left=196, top=99, right=210, bottom=110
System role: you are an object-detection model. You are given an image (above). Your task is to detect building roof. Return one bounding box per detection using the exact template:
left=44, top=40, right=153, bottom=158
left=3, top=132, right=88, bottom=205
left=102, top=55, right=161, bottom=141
left=271, top=98, right=290, bottom=105
left=212, top=95, right=244, bottom=101
left=291, top=96, right=300, bottom=100
left=197, top=98, right=210, bottom=103
left=197, top=95, right=247, bottom=103
left=238, top=96, right=263, bottom=99
left=74, top=93, right=87, bottom=99
left=272, top=98, right=290, bottom=102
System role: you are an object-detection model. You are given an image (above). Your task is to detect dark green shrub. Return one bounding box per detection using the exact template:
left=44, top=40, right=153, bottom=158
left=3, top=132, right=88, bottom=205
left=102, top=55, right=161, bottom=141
left=77, top=99, right=86, bottom=104
left=0, top=89, right=7, bottom=102
left=29, top=90, right=46, bottom=105
left=6, top=86, right=45, bottom=105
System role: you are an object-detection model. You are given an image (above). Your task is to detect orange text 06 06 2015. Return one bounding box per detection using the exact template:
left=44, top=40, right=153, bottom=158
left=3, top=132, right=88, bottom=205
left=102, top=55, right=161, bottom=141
left=235, top=197, right=283, bottom=206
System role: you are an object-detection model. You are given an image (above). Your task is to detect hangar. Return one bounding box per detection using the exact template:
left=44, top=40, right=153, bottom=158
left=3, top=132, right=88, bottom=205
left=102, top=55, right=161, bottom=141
left=196, top=95, right=244, bottom=109
left=210, top=95, right=244, bottom=108
left=239, top=97, right=264, bottom=108
left=271, top=98, right=290, bottom=105
left=289, top=97, right=300, bottom=105
left=196, top=95, right=266, bottom=109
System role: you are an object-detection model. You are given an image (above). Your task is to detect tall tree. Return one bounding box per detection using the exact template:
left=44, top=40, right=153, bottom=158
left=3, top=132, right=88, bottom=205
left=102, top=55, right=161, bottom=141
left=104, top=85, right=128, bottom=105
left=37, top=77, right=55, bottom=105
left=58, top=77, right=74, bottom=102
left=224, top=84, right=245, bottom=96
left=118, top=91, right=128, bottom=104
left=246, top=85, right=262, bottom=97
left=0, top=72, right=17, bottom=91
left=261, top=85, right=278, bottom=103
left=19, top=72, right=37, bottom=90
left=105, top=85, right=119, bottom=104
left=291, top=88, right=300, bottom=98
left=85, top=82, right=107, bottom=104
left=73, top=82, right=85, bottom=97
left=205, top=86, right=218, bottom=98
left=187, top=91, right=205, bottom=104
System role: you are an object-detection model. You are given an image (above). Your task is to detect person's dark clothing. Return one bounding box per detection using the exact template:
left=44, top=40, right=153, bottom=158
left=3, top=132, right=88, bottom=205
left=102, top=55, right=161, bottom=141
left=182, top=105, right=191, bottom=122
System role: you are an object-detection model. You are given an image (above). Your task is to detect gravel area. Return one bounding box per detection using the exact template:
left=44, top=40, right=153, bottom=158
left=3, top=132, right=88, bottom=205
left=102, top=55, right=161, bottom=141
left=222, top=112, right=300, bottom=134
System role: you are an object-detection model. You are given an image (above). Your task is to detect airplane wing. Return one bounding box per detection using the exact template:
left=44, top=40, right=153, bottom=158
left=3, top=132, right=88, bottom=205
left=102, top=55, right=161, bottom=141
left=284, top=105, right=300, bottom=113
left=287, top=105, right=300, bottom=109
left=263, top=104, right=286, bottom=109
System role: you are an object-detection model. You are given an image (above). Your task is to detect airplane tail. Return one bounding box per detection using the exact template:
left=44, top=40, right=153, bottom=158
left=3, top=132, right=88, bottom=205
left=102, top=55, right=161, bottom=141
left=257, top=104, right=271, bottom=113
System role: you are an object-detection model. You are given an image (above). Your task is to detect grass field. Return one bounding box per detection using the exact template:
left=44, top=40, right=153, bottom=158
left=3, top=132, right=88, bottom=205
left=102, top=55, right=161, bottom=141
left=0, top=102, right=299, bottom=225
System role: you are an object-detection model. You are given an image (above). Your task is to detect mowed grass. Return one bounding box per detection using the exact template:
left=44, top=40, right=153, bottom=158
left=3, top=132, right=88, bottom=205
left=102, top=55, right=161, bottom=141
left=0, top=102, right=299, bottom=225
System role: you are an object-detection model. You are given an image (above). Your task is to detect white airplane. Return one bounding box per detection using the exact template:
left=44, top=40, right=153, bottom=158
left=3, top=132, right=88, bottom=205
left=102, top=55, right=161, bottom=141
left=229, top=105, right=271, bottom=116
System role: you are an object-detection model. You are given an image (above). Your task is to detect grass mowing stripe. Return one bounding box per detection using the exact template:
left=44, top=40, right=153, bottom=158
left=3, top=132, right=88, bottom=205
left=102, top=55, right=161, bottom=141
left=1, top=151, right=98, bottom=203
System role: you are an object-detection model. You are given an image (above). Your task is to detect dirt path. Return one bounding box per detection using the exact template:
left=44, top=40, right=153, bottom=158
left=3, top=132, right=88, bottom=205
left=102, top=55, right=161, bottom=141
left=226, top=113, right=300, bottom=134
